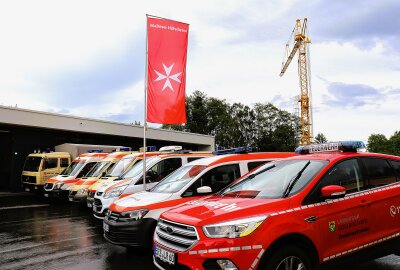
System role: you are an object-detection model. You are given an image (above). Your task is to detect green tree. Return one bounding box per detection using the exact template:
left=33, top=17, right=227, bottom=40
left=367, top=134, right=390, bottom=153
left=388, top=131, right=400, bottom=156
left=314, top=133, right=328, bottom=144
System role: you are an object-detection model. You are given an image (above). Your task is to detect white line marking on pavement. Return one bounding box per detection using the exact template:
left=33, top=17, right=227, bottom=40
left=0, top=204, right=50, bottom=210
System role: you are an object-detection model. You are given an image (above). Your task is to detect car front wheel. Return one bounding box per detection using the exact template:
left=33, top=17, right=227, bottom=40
left=259, top=245, right=315, bottom=270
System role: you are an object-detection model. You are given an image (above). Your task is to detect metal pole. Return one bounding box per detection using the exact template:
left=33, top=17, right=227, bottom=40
left=143, top=15, right=149, bottom=191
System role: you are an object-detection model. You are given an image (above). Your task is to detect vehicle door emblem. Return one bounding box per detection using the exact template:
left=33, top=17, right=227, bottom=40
left=328, top=221, right=336, bottom=232
left=166, top=226, right=174, bottom=234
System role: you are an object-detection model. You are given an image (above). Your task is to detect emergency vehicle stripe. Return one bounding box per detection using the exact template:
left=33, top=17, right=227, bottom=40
left=188, top=245, right=263, bottom=255
left=249, top=248, right=265, bottom=270
left=322, top=232, right=400, bottom=262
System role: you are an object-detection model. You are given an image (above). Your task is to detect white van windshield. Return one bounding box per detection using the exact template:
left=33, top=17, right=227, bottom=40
left=85, top=161, right=111, bottom=177
left=219, top=160, right=327, bottom=199
left=121, top=156, right=158, bottom=179
left=150, top=165, right=207, bottom=193
left=106, top=157, right=136, bottom=177
left=62, top=161, right=85, bottom=176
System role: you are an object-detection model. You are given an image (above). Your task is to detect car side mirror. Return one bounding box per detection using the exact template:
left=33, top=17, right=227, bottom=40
left=197, top=186, right=212, bottom=194
left=321, top=185, right=346, bottom=200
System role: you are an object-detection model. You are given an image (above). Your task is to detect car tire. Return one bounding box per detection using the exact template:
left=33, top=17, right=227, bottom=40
left=259, top=244, right=315, bottom=270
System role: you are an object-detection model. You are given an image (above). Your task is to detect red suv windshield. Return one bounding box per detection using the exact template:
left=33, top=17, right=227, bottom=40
left=218, top=159, right=328, bottom=199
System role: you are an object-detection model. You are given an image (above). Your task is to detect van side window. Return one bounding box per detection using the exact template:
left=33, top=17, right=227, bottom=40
left=363, top=158, right=397, bottom=188
left=60, top=158, right=69, bottom=167
left=188, top=157, right=204, bottom=162
left=184, top=164, right=240, bottom=196
left=248, top=161, right=270, bottom=172
left=389, top=160, right=400, bottom=180
left=44, top=158, right=58, bottom=169
left=319, top=159, right=365, bottom=194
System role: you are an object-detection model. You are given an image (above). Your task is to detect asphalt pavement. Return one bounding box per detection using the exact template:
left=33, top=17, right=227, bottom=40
left=0, top=192, right=399, bottom=270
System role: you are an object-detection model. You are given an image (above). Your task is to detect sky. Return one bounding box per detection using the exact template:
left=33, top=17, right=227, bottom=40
left=0, top=0, right=399, bottom=143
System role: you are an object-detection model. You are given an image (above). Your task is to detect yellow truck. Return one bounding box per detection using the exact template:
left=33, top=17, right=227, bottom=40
left=21, top=152, right=71, bottom=192
left=68, top=152, right=131, bottom=204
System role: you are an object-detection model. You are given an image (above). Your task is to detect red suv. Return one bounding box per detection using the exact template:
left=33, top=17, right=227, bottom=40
left=154, top=141, right=400, bottom=270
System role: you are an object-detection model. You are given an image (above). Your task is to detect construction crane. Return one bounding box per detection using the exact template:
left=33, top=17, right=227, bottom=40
left=280, top=18, right=312, bottom=145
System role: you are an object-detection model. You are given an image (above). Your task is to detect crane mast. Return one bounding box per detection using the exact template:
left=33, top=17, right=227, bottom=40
left=280, top=18, right=312, bottom=145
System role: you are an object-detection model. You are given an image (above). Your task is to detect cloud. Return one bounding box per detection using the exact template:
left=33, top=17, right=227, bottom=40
left=323, top=82, right=383, bottom=108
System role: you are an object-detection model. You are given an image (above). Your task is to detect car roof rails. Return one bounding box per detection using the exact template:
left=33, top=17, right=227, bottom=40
left=212, top=146, right=253, bottom=155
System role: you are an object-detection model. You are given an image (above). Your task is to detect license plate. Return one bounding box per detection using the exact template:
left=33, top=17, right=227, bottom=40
left=44, top=193, right=49, bottom=197
left=68, top=198, right=73, bottom=202
left=154, top=245, right=176, bottom=265
left=87, top=202, right=92, bottom=208
left=25, top=188, right=30, bottom=192
left=103, top=223, right=109, bottom=232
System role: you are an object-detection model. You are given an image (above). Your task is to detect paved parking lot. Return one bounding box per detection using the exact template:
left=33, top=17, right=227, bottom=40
left=0, top=192, right=399, bottom=270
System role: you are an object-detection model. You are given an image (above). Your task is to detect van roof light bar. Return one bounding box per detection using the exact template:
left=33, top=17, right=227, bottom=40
left=87, top=149, right=104, bottom=153
left=159, top=146, right=183, bottom=152
left=212, top=146, right=253, bottom=155
left=295, top=141, right=366, bottom=155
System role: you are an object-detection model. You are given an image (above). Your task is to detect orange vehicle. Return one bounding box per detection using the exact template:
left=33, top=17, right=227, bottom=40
left=86, top=152, right=161, bottom=208
left=68, top=152, right=131, bottom=203
left=43, top=152, right=108, bottom=198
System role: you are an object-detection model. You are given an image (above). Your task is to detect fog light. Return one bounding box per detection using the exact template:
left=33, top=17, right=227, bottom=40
left=216, top=259, right=238, bottom=270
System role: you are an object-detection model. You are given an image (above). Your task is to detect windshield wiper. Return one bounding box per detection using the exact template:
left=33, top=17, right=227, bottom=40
left=282, top=161, right=310, bottom=198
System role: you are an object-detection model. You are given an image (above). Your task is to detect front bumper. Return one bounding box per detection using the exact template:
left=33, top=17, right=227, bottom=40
left=92, top=196, right=117, bottom=219
left=22, top=183, right=43, bottom=192
left=153, top=236, right=265, bottom=270
left=43, top=189, right=69, bottom=199
left=68, top=192, right=88, bottom=203
left=103, top=217, right=157, bottom=249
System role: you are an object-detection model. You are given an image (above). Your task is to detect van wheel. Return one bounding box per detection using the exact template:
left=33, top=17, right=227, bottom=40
left=259, top=245, right=314, bottom=270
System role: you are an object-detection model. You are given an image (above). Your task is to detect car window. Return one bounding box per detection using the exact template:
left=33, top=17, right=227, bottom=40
left=188, top=157, right=204, bottom=162
left=247, top=161, right=270, bottom=172
left=363, top=158, right=397, bottom=188
left=77, top=162, right=97, bottom=178
left=147, top=158, right=182, bottom=183
left=44, top=158, right=58, bottom=169
left=389, top=160, right=400, bottom=180
left=60, top=158, right=69, bottom=167
left=319, top=159, right=365, bottom=194
left=183, top=164, right=240, bottom=196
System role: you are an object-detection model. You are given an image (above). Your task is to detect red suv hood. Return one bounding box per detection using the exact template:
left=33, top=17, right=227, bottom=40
left=161, top=196, right=290, bottom=227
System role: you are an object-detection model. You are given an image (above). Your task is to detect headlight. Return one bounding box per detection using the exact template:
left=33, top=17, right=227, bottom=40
left=121, top=209, right=149, bottom=221
left=202, top=215, right=268, bottom=238
left=76, top=188, right=88, bottom=195
left=104, top=185, right=128, bottom=199
left=54, top=182, right=64, bottom=189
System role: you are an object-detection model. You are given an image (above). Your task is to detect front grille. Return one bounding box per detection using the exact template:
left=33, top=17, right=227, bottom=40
left=94, top=198, right=102, bottom=207
left=22, top=176, right=36, bottom=184
left=44, top=183, right=53, bottom=190
left=155, top=219, right=198, bottom=252
left=154, top=257, right=191, bottom=270
left=88, top=191, right=95, bottom=198
left=104, top=227, right=139, bottom=243
left=105, top=211, right=133, bottom=222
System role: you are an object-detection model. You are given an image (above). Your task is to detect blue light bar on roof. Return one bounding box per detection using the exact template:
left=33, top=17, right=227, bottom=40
left=295, top=141, right=366, bottom=155
left=212, top=146, right=253, bottom=155
left=87, top=149, right=104, bottom=153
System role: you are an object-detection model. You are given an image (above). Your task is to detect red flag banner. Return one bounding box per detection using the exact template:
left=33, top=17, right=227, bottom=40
left=146, top=17, right=189, bottom=124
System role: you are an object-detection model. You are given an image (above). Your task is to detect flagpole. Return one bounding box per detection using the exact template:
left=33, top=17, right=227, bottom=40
left=143, top=15, right=149, bottom=191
